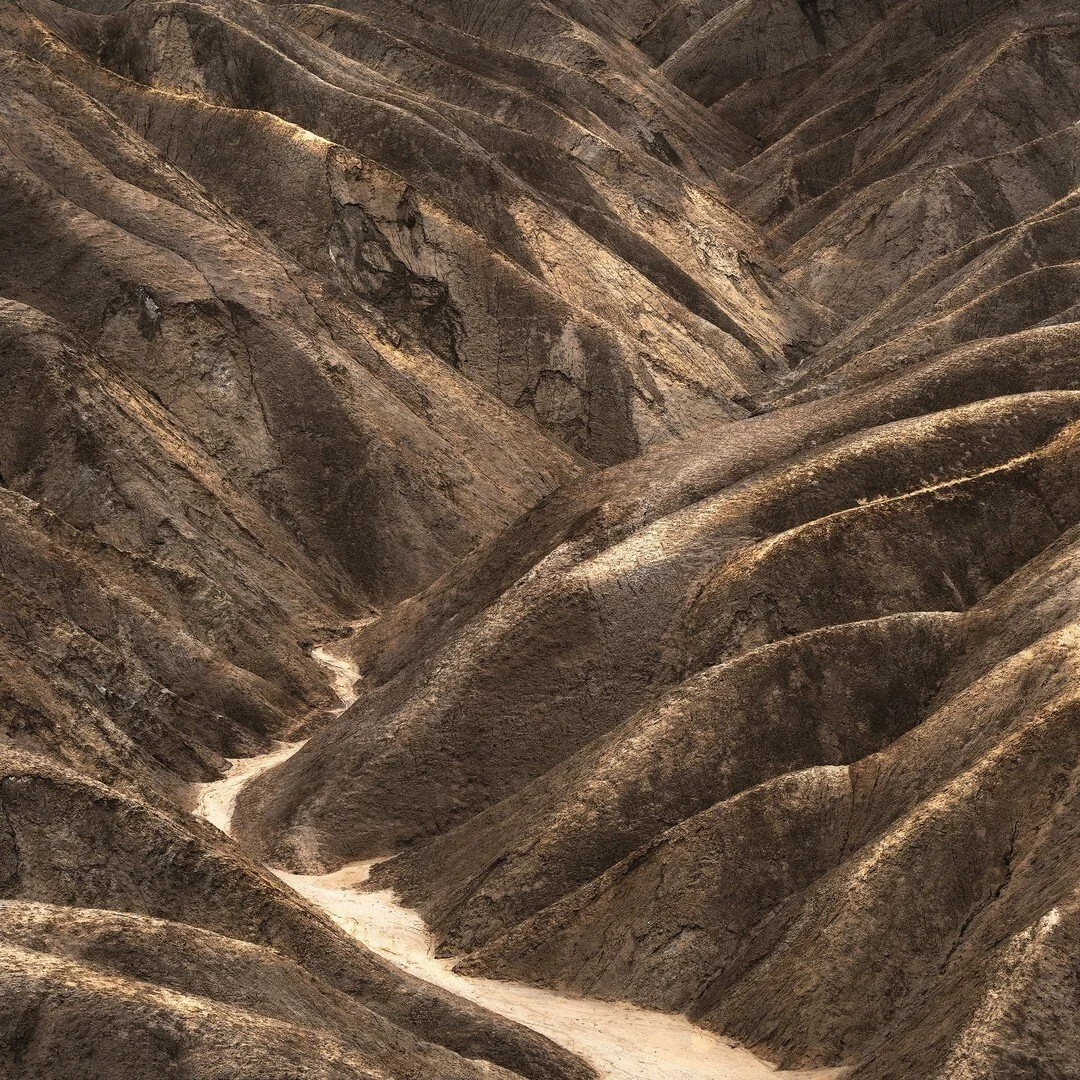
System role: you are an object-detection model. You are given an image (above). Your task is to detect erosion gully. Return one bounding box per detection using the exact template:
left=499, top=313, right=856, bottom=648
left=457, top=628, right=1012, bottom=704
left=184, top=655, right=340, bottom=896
left=195, top=632, right=838, bottom=1080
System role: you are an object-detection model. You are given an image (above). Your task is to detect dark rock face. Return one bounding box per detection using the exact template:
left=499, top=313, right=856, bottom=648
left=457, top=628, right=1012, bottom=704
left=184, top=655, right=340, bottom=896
left=6, top=0, right=1080, bottom=1077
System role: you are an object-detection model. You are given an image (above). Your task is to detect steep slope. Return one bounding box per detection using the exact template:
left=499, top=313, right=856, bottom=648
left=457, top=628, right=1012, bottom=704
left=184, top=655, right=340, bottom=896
left=461, top=533, right=1080, bottom=1076
left=0, top=32, right=583, bottom=600
left=5, top=0, right=832, bottom=464
left=727, top=0, right=1080, bottom=406
left=240, top=329, right=1080, bottom=1077
left=239, top=360, right=1080, bottom=856
left=0, top=746, right=592, bottom=1079
left=8, top=0, right=1080, bottom=1077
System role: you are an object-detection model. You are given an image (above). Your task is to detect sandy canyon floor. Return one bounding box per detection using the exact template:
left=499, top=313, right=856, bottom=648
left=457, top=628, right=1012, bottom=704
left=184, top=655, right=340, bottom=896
left=197, top=641, right=838, bottom=1080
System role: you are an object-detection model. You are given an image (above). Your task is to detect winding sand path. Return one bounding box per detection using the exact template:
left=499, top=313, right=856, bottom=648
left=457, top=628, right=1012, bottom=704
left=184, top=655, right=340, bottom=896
left=195, top=740, right=303, bottom=835
left=194, top=635, right=839, bottom=1080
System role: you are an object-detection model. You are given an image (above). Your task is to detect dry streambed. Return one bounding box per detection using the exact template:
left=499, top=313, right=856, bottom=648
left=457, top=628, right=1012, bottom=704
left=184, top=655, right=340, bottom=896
left=195, top=640, right=837, bottom=1080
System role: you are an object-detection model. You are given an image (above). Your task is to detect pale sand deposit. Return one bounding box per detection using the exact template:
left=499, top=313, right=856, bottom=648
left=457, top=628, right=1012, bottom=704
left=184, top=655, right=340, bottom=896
left=194, top=635, right=840, bottom=1080
left=194, top=740, right=304, bottom=837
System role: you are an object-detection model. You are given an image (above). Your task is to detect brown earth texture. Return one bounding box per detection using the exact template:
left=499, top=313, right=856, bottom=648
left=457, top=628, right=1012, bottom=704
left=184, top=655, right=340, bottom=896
left=4, top=0, right=1080, bottom=1077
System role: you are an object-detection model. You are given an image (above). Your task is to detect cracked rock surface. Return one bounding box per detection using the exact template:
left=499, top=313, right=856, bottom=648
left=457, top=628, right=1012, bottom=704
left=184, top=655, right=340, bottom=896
left=6, top=0, right=1080, bottom=1077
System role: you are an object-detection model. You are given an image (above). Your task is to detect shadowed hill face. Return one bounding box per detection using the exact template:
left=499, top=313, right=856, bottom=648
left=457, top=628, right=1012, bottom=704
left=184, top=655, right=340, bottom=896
left=6, top=0, right=1080, bottom=1078
left=252, top=357, right=1080, bottom=1080
left=0, top=749, right=593, bottom=1080
left=230, top=4, right=1080, bottom=1077
left=5, top=0, right=830, bottom=465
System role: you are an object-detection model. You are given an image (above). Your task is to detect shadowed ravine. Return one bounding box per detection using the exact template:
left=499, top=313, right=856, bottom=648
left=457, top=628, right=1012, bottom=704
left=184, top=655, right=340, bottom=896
left=196, top=638, right=839, bottom=1080
left=9, top=1, right=1080, bottom=1074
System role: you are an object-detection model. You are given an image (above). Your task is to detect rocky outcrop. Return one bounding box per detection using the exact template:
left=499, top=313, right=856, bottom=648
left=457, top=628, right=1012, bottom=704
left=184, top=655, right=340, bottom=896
left=7, top=0, right=1080, bottom=1076
left=4, top=0, right=830, bottom=465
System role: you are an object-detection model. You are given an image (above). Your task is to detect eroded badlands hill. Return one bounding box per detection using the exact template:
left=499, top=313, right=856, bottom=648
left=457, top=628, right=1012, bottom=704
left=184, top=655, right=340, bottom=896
left=4, top=0, right=1080, bottom=1077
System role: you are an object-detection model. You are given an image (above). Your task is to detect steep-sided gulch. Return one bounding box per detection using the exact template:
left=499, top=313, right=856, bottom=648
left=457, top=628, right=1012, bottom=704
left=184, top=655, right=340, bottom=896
left=4, top=1, right=1080, bottom=1077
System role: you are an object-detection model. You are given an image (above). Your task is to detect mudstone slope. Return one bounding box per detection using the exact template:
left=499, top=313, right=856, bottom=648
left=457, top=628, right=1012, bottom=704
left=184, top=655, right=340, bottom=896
left=3, top=0, right=1080, bottom=1077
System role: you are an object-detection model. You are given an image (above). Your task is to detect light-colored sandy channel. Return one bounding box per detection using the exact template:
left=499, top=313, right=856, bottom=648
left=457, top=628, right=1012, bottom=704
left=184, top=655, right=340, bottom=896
left=194, top=636, right=841, bottom=1080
